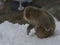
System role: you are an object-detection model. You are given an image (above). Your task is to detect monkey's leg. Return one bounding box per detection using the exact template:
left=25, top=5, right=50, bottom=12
left=27, top=24, right=34, bottom=35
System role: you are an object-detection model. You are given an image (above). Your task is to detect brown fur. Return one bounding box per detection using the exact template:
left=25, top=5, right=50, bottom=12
left=24, top=6, right=55, bottom=38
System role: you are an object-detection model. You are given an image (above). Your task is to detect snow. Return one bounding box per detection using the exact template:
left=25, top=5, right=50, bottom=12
left=0, top=19, right=60, bottom=45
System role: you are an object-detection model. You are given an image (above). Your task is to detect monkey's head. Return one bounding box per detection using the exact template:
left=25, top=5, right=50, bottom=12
left=24, top=6, right=43, bottom=23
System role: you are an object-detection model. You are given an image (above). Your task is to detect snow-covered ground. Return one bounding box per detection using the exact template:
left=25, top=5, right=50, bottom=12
left=0, top=19, right=60, bottom=45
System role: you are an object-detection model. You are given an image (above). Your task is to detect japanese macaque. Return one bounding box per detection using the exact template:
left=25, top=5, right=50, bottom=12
left=23, top=6, right=55, bottom=38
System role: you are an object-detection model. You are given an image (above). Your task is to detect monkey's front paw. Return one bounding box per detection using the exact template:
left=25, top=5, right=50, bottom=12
left=27, top=29, right=30, bottom=35
left=27, top=33, right=29, bottom=35
left=27, top=32, right=29, bottom=35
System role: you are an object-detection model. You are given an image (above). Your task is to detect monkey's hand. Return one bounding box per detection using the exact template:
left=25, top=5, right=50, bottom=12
left=27, top=24, right=34, bottom=35
left=27, top=29, right=30, bottom=35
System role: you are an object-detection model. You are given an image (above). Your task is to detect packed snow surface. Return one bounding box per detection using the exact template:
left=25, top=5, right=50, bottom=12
left=0, top=20, right=60, bottom=45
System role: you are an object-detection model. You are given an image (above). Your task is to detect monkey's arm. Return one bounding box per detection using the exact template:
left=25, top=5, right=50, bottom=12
left=27, top=24, right=34, bottom=35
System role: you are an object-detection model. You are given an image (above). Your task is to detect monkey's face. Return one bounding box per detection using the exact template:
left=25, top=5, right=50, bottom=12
left=24, top=6, right=42, bottom=23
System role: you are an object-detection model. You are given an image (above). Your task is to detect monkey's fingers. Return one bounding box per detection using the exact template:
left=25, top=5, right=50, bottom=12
left=27, top=30, right=30, bottom=35
left=27, top=33, right=29, bottom=35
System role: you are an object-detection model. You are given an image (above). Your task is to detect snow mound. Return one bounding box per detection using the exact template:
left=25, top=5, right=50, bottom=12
left=0, top=21, right=60, bottom=45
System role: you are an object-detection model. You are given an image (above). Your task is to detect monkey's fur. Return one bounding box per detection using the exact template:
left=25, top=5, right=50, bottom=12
left=24, top=6, right=55, bottom=38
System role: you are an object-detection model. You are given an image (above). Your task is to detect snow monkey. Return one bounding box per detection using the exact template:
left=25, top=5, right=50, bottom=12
left=23, top=6, right=55, bottom=38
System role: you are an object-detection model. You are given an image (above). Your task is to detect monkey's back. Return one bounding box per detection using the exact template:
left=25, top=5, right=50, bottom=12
left=35, top=11, right=55, bottom=38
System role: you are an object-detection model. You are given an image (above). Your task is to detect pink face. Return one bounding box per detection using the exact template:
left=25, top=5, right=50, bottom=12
left=24, top=9, right=31, bottom=22
left=25, top=11, right=31, bottom=20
